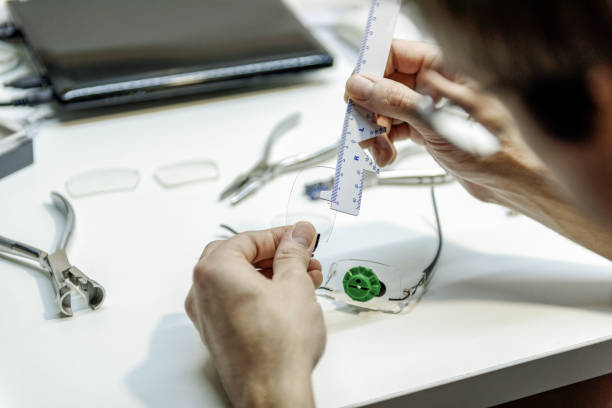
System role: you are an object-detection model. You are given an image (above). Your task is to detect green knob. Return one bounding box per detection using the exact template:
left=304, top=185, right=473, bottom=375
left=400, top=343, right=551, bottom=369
left=342, top=266, right=381, bottom=302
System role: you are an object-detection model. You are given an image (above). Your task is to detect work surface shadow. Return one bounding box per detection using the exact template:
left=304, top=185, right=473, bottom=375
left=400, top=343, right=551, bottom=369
left=317, top=222, right=612, bottom=328
left=125, top=313, right=231, bottom=408
left=429, top=241, right=612, bottom=313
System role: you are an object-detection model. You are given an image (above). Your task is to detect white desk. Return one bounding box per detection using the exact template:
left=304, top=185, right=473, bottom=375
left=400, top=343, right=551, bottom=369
left=1, top=4, right=611, bottom=408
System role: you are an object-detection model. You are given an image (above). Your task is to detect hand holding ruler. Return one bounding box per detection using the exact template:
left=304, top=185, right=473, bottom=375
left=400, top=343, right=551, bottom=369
left=320, top=0, right=402, bottom=216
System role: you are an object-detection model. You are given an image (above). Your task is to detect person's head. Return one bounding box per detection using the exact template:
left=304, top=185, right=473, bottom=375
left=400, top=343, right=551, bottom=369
left=411, top=0, right=612, bottom=224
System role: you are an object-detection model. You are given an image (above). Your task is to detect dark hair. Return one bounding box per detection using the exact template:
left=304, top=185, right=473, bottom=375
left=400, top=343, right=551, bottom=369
left=411, top=0, right=612, bottom=142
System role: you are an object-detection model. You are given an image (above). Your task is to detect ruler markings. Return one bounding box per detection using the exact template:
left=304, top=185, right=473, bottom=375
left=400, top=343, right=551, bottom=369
left=327, top=0, right=401, bottom=216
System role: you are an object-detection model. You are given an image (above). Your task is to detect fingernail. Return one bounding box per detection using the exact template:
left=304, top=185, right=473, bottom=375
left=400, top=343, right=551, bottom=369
left=292, top=222, right=316, bottom=248
left=347, top=75, right=374, bottom=100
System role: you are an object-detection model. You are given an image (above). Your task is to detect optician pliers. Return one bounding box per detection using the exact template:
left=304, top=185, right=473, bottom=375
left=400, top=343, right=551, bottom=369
left=219, top=112, right=338, bottom=205
left=0, top=192, right=105, bottom=317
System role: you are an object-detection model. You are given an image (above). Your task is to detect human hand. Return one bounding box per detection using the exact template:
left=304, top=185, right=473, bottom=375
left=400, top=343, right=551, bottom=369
left=185, top=222, right=325, bottom=408
left=344, top=40, right=545, bottom=203
left=345, top=41, right=612, bottom=261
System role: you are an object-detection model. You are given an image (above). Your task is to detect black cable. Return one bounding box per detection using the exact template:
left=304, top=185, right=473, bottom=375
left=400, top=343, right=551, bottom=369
left=0, top=88, right=54, bottom=106
left=0, top=23, right=19, bottom=40
left=5, top=74, right=48, bottom=89
left=388, top=186, right=443, bottom=301
left=422, top=186, right=442, bottom=284
left=219, top=224, right=239, bottom=235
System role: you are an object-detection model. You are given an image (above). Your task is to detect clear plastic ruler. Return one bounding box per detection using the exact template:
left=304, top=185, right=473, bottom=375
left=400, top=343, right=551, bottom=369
left=321, top=0, right=401, bottom=216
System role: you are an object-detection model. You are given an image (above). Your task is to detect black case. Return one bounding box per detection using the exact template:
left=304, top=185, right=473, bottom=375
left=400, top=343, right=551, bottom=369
left=8, top=0, right=333, bottom=109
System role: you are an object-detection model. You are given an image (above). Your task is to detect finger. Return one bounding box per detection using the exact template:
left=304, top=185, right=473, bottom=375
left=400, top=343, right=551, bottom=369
left=387, top=122, right=412, bottom=142
left=346, top=74, right=431, bottom=135
left=308, top=258, right=322, bottom=272
left=360, top=123, right=418, bottom=165
left=255, top=257, right=320, bottom=272
left=258, top=264, right=318, bottom=283
left=360, top=134, right=394, bottom=167
left=419, top=70, right=480, bottom=114
left=191, top=228, right=300, bottom=300
left=358, top=120, right=404, bottom=147
left=359, top=138, right=376, bottom=150
left=405, top=127, right=426, bottom=145
left=184, top=287, right=205, bottom=336
left=254, top=258, right=274, bottom=270
left=199, top=240, right=224, bottom=260
left=387, top=71, right=416, bottom=89
left=220, top=225, right=293, bottom=265
left=184, top=287, right=196, bottom=322
left=369, top=133, right=397, bottom=167
left=376, top=114, right=392, bottom=132
left=272, top=222, right=317, bottom=282
left=385, top=40, right=443, bottom=76
left=306, top=258, right=323, bottom=287
left=307, top=268, right=323, bottom=288
left=347, top=72, right=415, bottom=99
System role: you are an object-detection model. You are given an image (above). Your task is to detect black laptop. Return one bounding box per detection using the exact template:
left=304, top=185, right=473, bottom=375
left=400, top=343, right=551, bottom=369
left=8, top=0, right=333, bottom=109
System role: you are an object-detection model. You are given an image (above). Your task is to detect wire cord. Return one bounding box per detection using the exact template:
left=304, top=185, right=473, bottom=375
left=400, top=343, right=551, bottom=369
left=0, top=23, right=19, bottom=40
left=5, top=74, right=47, bottom=89
left=0, top=88, right=53, bottom=106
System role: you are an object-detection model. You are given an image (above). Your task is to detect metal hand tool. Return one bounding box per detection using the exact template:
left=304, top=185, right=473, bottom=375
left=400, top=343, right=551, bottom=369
left=227, top=143, right=339, bottom=205
left=219, top=112, right=302, bottom=201
left=220, top=111, right=339, bottom=205
left=0, top=192, right=105, bottom=317
left=305, top=168, right=454, bottom=200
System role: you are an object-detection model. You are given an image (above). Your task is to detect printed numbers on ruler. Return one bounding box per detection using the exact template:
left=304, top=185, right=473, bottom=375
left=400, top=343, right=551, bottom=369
left=323, top=0, right=401, bottom=216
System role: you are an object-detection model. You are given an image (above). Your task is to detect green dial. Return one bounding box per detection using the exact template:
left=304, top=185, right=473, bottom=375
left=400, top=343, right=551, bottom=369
left=342, top=266, right=381, bottom=302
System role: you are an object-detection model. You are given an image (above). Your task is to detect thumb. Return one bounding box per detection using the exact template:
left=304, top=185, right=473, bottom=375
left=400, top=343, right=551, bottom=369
left=346, top=74, right=431, bottom=136
left=273, top=222, right=317, bottom=281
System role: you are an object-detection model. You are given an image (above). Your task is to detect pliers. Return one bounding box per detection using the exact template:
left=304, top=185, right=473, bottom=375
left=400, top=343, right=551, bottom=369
left=219, top=112, right=338, bottom=205
left=0, top=192, right=105, bottom=317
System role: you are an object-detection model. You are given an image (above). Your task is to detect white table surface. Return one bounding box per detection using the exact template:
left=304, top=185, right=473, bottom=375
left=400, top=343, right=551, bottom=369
left=1, top=3, right=612, bottom=408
